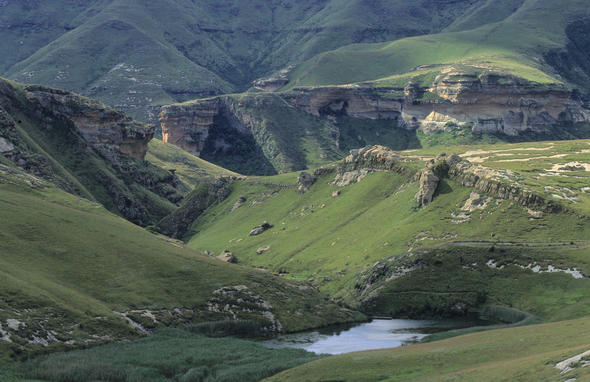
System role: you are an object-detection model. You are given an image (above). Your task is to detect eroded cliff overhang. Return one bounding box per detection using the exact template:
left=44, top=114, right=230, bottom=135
left=24, top=85, right=154, bottom=160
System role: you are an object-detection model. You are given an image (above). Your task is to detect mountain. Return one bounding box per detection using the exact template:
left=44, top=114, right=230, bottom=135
left=1, top=0, right=520, bottom=123
left=0, top=77, right=188, bottom=225
left=3, top=2, right=590, bottom=381
left=155, top=0, right=590, bottom=175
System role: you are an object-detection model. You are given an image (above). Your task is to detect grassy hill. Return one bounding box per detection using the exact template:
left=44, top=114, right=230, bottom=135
left=266, top=315, right=590, bottom=381
left=0, top=77, right=189, bottom=225
left=0, top=164, right=357, bottom=363
left=285, top=0, right=590, bottom=94
left=146, top=138, right=239, bottom=188
left=1, top=0, right=509, bottom=122
left=175, top=141, right=590, bottom=321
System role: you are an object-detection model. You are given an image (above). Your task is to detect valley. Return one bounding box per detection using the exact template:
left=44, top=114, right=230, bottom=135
left=2, top=0, right=590, bottom=381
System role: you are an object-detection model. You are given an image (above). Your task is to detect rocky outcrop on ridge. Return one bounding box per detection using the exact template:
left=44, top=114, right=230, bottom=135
left=25, top=85, right=153, bottom=161
left=415, top=169, right=439, bottom=206
left=0, top=78, right=185, bottom=226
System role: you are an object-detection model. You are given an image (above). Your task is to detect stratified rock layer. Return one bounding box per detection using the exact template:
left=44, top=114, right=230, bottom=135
left=25, top=85, right=154, bottom=160
left=160, top=71, right=590, bottom=174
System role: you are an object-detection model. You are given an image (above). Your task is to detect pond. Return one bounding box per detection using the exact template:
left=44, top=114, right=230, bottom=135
left=262, top=318, right=489, bottom=355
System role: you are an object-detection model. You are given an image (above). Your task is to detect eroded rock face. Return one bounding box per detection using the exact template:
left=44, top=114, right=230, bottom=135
left=160, top=98, right=221, bottom=156
left=411, top=72, right=589, bottom=136
left=24, top=86, right=153, bottom=160
left=415, top=169, right=440, bottom=206
left=284, top=87, right=403, bottom=120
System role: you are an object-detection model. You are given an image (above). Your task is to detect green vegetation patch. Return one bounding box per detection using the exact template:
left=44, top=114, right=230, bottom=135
left=19, top=329, right=322, bottom=382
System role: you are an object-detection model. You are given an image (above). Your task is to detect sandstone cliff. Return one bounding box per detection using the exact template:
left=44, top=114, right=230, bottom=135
left=0, top=78, right=184, bottom=226
left=25, top=85, right=153, bottom=160
left=160, top=71, right=590, bottom=175
left=283, top=72, right=588, bottom=136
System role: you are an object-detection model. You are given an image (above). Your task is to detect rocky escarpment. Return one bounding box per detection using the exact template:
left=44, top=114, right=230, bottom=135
left=335, top=145, right=565, bottom=213
left=25, top=85, right=153, bottom=160
left=160, top=70, right=590, bottom=175
left=284, top=71, right=589, bottom=136
left=0, top=78, right=185, bottom=225
left=447, top=160, right=563, bottom=213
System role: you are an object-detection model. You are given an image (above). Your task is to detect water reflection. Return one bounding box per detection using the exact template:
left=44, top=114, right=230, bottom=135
left=263, top=319, right=486, bottom=355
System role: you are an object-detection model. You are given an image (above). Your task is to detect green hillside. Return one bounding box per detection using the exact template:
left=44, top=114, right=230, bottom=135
left=0, top=78, right=188, bottom=225
left=1, top=0, right=508, bottom=122
left=285, top=0, right=590, bottom=93
left=175, top=141, right=590, bottom=320
left=146, top=138, right=239, bottom=188
left=0, top=164, right=356, bottom=363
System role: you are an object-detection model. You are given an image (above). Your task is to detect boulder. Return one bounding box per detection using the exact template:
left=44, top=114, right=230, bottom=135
left=297, top=172, right=316, bottom=193
left=216, top=250, right=237, bottom=263
left=0, top=137, right=14, bottom=153
left=256, top=245, right=270, bottom=254
left=250, top=221, right=273, bottom=236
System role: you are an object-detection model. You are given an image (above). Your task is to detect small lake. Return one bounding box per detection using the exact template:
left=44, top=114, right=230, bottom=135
left=262, top=318, right=487, bottom=355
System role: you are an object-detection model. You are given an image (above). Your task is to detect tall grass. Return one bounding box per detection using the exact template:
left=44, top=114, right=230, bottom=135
left=21, top=329, right=321, bottom=382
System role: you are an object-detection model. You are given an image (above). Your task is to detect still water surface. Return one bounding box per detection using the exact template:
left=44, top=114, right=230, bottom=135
left=263, top=319, right=485, bottom=355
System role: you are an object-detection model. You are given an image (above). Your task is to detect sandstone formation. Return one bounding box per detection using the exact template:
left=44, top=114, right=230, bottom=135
left=160, top=98, right=221, bottom=156
left=160, top=70, right=590, bottom=170
left=25, top=85, right=153, bottom=160
left=415, top=169, right=440, bottom=206
left=283, top=72, right=589, bottom=136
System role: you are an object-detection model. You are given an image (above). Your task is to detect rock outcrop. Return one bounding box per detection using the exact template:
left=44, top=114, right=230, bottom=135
left=250, top=221, right=273, bottom=236
left=252, top=66, right=292, bottom=92
left=415, top=169, right=440, bottom=206
left=25, top=85, right=153, bottom=160
left=447, top=160, right=563, bottom=213
left=297, top=171, right=316, bottom=193
left=160, top=98, right=221, bottom=156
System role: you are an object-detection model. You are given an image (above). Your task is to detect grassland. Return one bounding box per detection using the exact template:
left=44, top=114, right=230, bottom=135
left=0, top=164, right=356, bottom=362
left=177, top=138, right=590, bottom=325
left=7, top=328, right=321, bottom=382
left=285, top=0, right=590, bottom=91
left=266, top=315, right=590, bottom=381
left=146, top=138, right=239, bottom=188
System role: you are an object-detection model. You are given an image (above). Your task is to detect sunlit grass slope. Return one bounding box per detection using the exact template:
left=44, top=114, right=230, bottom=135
left=0, top=165, right=354, bottom=361
left=286, top=0, right=590, bottom=89
left=267, top=316, right=590, bottom=381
